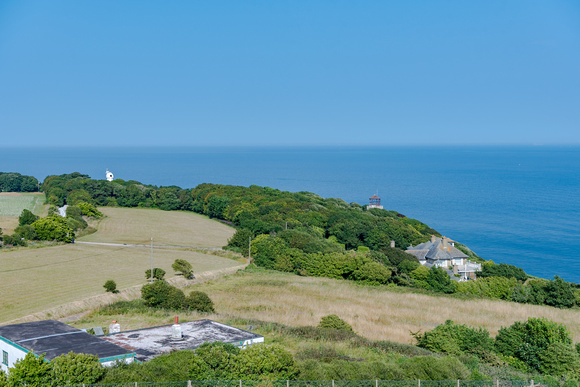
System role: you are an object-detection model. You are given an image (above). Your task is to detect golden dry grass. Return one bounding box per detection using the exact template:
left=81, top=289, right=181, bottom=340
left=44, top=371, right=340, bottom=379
left=0, top=243, right=242, bottom=323
left=79, top=207, right=234, bottom=248
left=187, top=270, right=580, bottom=344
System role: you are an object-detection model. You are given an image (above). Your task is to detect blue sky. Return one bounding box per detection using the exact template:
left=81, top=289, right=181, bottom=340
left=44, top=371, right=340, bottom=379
left=1, top=1, right=579, bottom=146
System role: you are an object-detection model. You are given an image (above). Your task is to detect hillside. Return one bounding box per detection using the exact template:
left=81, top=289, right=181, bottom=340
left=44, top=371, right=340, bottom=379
left=0, top=200, right=240, bottom=323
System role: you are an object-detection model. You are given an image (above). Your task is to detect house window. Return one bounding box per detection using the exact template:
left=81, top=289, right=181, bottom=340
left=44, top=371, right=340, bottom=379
left=2, top=350, right=7, bottom=365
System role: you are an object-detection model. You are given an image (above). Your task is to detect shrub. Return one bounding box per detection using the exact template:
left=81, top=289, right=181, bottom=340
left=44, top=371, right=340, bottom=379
left=185, top=291, right=215, bottom=313
left=7, top=352, right=52, bottom=386
left=495, top=317, right=574, bottom=373
left=164, top=287, right=186, bottom=309
left=77, top=202, right=103, bottom=218
left=538, top=342, right=580, bottom=377
left=172, top=259, right=194, bottom=279
left=427, top=267, right=456, bottom=293
left=413, top=320, right=494, bottom=356
left=544, top=276, right=576, bottom=308
left=103, top=280, right=118, bottom=293
left=18, top=209, right=38, bottom=226
left=14, top=225, right=37, bottom=240
left=141, top=280, right=175, bottom=307
left=318, top=315, right=353, bottom=332
left=50, top=352, right=105, bottom=386
left=145, top=268, right=166, bottom=281
left=32, top=216, right=75, bottom=242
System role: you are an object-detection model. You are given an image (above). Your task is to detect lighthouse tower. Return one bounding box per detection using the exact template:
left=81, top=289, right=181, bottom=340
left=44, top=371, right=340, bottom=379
left=368, top=194, right=383, bottom=209
left=106, top=170, right=114, bottom=182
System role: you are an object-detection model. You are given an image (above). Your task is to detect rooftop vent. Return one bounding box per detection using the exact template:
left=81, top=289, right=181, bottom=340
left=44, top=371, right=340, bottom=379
left=171, top=316, right=182, bottom=340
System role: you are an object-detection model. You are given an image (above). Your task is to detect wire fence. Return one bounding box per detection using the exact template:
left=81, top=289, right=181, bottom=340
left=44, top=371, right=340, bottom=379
left=66, top=380, right=563, bottom=387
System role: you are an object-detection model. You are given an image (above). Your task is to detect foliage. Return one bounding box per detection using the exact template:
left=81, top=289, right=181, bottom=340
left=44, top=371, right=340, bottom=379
left=413, top=320, right=494, bottom=356
left=456, top=276, right=518, bottom=299
left=0, top=172, right=39, bottom=192
left=7, top=352, right=52, bottom=387
left=18, top=209, right=38, bottom=226
left=31, top=216, right=75, bottom=242
left=185, top=291, right=215, bottom=313
left=477, top=262, right=528, bottom=281
left=103, top=280, right=118, bottom=293
left=318, top=314, right=353, bottom=332
left=66, top=189, right=94, bottom=206
left=49, top=352, right=105, bottom=386
left=76, top=202, right=103, bottom=218
left=14, top=224, right=37, bottom=240
left=141, top=280, right=177, bottom=307
left=495, top=317, right=574, bottom=372
left=426, top=267, right=456, bottom=293
left=172, top=259, right=194, bottom=279
left=226, top=228, right=253, bottom=256
left=544, top=276, right=576, bottom=308
left=145, top=267, right=166, bottom=280
left=538, top=342, right=580, bottom=377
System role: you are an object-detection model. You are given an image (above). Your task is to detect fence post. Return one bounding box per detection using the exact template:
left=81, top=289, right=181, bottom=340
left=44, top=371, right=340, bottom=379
left=457, top=379, right=460, bottom=387
left=332, top=380, right=335, bottom=387
left=496, top=379, right=499, bottom=387
left=531, top=380, right=534, bottom=387
left=287, top=380, right=290, bottom=387
left=188, top=381, right=192, bottom=387
left=418, top=379, right=421, bottom=387
left=376, top=379, right=378, bottom=387
left=240, top=380, right=242, bottom=387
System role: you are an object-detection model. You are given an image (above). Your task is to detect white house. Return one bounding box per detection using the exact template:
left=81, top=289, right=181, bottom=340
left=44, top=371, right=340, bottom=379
left=0, top=320, right=135, bottom=372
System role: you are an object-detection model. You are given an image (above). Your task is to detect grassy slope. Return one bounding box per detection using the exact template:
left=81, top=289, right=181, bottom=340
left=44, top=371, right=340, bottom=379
left=73, top=269, right=580, bottom=344
left=0, top=205, right=239, bottom=323
left=79, top=207, right=234, bottom=248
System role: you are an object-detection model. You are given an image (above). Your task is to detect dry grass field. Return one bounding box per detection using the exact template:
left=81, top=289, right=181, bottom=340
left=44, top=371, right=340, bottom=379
left=79, top=207, right=234, bottom=248
left=184, top=270, right=580, bottom=344
left=0, top=243, right=243, bottom=323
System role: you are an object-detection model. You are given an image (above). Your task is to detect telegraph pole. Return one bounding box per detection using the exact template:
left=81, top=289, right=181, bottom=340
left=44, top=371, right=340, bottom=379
left=150, top=237, right=153, bottom=283
left=248, top=236, right=252, bottom=264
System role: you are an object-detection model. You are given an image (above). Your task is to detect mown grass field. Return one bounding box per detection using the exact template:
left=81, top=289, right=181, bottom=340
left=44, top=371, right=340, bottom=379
left=72, top=269, right=580, bottom=345
left=0, top=193, right=46, bottom=234
left=0, top=203, right=241, bottom=323
left=79, top=207, right=235, bottom=248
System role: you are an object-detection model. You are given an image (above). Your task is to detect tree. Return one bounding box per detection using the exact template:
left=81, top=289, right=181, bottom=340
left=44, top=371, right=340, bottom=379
left=7, top=352, right=52, bottom=387
left=103, top=280, right=118, bottom=293
left=544, top=276, right=576, bottom=308
left=50, top=352, right=105, bottom=386
left=77, top=202, right=103, bottom=218
left=426, top=267, right=456, bottom=293
left=172, top=259, right=194, bottom=279
left=18, top=209, right=38, bottom=226
left=412, top=319, right=493, bottom=356
left=185, top=291, right=215, bottom=312
left=141, top=280, right=185, bottom=309
left=145, top=268, right=166, bottom=281
left=31, top=216, right=74, bottom=242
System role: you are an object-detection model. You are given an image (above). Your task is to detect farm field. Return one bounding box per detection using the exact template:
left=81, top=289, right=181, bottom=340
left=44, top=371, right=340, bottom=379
left=0, top=193, right=46, bottom=234
left=79, top=207, right=235, bottom=248
left=0, top=243, right=242, bottom=323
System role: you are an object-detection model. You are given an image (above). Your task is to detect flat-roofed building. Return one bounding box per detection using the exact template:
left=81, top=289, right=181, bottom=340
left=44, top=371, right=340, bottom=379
left=0, top=320, right=135, bottom=372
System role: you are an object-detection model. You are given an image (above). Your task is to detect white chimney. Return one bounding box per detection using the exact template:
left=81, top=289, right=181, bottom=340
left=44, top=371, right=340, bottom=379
left=171, top=316, right=182, bottom=340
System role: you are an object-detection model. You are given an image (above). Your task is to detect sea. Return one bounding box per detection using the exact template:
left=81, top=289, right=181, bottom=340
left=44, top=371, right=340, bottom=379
left=1, top=145, right=579, bottom=283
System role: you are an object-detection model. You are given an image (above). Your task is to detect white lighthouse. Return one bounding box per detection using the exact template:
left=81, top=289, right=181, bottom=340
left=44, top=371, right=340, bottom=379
left=106, top=169, right=114, bottom=182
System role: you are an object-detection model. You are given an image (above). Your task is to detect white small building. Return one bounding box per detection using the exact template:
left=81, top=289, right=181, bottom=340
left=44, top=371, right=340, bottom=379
left=106, top=169, right=114, bottom=182
left=0, top=320, right=135, bottom=372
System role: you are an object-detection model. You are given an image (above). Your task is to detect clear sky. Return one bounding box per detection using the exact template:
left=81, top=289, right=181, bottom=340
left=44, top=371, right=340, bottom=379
left=1, top=1, right=579, bottom=146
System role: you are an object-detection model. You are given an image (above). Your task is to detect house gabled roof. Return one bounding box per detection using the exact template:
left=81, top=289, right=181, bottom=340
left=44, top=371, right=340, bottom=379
left=0, top=320, right=134, bottom=361
left=407, top=237, right=467, bottom=262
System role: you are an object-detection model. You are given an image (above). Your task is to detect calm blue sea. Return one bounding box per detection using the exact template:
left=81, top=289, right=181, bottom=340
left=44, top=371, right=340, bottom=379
left=1, top=146, right=579, bottom=283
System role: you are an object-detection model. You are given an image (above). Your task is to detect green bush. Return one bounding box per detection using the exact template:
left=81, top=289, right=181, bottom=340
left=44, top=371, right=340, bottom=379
left=495, top=317, right=574, bottom=373
left=318, top=314, right=353, bottom=332
left=145, top=267, right=166, bottom=281
left=427, top=267, right=456, bottom=293
left=185, top=291, right=215, bottom=313
left=50, top=352, right=105, bottom=386
left=32, top=216, right=75, bottom=242
left=538, top=341, right=580, bottom=377
left=172, top=259, right=194, bottom=279
left=103, top=280, right=118, bottom=293
left=413, top=320, right=494, bottom=356
left=77, top=202, right=103, bottom=218
left=141, top=280, right=175, bottom=307
left=18, top=209, right=38, bottom=226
